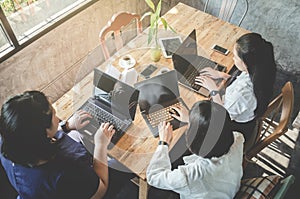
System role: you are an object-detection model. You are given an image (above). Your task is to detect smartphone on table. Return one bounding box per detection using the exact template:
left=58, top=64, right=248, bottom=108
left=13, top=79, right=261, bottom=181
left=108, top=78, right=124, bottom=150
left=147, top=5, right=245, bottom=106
left=140, top=64, right=158, bottom=79
left=211, top=44, right=229, bottom=55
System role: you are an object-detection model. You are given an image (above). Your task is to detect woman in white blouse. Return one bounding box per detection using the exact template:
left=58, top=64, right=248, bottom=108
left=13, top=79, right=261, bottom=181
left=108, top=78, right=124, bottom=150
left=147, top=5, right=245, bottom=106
left=195, top=33, right=276, bottom=149
left=147, top=100, right=244, bottom=199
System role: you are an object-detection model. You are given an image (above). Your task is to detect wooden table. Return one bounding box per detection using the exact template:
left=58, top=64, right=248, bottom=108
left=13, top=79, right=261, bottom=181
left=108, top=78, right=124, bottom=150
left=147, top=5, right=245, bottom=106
left=53, top=2, right=249, bottom=199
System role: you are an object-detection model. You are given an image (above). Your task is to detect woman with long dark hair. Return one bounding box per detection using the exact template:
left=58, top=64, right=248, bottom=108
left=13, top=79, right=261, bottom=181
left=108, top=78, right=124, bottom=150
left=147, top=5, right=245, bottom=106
left=195, top=33, right=276, bottom=148
left=147, top=100, right=244, bottom=198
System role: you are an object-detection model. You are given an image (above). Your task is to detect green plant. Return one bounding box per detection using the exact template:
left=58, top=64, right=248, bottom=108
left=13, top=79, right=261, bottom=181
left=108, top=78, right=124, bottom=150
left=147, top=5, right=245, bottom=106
left=0, top=0, right=37, bottom=16
left=141, top=0, right=175, bottom=47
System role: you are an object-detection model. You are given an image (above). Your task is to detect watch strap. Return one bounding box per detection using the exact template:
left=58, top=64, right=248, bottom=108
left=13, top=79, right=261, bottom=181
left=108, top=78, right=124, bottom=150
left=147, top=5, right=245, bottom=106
left=60, top=121, right=70, bottom=133
left=158, top=140, right=169, bottom=147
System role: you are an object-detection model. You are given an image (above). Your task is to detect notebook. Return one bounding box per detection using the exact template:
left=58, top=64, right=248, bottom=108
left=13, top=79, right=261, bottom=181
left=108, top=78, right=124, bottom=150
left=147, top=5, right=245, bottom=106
left=172, top=29, right=227, bottom=97
left=134, top=70, right=188, bottom=137
left=78, top=68, right=139, bottom=150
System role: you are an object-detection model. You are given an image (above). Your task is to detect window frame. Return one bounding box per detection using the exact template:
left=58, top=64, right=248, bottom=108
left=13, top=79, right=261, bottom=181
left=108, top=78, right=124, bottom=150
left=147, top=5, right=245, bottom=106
left=0, top=0, right=98, bottom=63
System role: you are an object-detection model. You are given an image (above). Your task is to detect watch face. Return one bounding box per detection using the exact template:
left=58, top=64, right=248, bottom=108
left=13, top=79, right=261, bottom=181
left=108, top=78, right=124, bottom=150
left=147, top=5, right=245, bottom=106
left=59, top=120, right=66, bottom=126
left=210, top=90, right=219, bottom=96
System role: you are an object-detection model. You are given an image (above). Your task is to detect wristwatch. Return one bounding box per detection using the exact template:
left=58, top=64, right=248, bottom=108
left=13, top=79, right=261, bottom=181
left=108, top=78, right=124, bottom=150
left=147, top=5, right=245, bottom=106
left=158, top=140, right=169, bottom=147
left=59, top=120, right=70, bottom=133
left=210, top=90, right=220, bottom=97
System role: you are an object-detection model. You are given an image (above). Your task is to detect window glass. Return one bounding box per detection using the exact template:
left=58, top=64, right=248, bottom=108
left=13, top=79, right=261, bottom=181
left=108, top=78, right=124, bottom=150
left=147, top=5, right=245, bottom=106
left=0, top=0, right=91, bottom=44
left=0, top=21, right=13, bottom=55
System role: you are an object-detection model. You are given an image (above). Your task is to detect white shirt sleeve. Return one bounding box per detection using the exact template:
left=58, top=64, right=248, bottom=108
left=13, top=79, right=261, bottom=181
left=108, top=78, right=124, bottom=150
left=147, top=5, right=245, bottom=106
left=224, top=89, right=253, bottom=119
left=224, top=72, right=256, bottom=122
left=146, top=145, right=189, bottom=190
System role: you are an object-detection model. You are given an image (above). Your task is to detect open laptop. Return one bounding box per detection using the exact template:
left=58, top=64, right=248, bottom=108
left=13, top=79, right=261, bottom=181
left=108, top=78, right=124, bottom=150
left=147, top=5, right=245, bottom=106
left=134, top=70, right=188, bottom=137
left=78, top=68, right=139, bottom=150
left=172, top=29, right=227, bottom=97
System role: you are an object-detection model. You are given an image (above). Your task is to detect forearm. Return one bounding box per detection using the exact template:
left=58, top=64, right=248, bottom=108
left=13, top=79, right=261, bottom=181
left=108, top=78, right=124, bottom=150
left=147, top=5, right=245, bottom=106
left=92, top=145, right=109, bottom=198
left=147, top=145, right=172, bottom=187
left=147, top=145, right=188, bottom=190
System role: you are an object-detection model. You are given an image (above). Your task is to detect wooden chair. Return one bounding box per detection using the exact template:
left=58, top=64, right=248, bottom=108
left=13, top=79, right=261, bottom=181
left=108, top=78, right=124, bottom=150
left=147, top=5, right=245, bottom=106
left=204, top=0, right=249, bottom=26
left=243, top=82, right=294, bottom=168
left=99, top=12, right=142, bottom=60
left=234, top=174, right=295, bottom=199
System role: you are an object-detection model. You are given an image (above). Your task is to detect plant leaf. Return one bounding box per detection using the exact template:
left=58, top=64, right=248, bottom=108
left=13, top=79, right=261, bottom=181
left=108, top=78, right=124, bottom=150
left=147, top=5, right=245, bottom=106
left=148, top=27, right=154, bottom=44
left=145, top=0, right=155, bottom=12
left=141, top=11, right=152, bottom=21
left=168, top=24, right=176, bottom=33
left=160, top=17, right=168, bottom=29
left=155, top=0, right=162, bottom=17
left=150, top=13, right=156, bottom=28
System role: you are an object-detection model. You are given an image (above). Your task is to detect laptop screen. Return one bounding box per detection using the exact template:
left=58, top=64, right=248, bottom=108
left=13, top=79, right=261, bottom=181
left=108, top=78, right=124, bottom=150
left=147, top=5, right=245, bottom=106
left=134, top=70, right=180, bottom=114
left=93, top=68, right=139, bottom=120
left=172, top=29, right=198, bottom=76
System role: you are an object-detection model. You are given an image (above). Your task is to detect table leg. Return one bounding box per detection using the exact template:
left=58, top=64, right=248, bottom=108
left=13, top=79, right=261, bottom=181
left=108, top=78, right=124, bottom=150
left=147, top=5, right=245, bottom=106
left=139, top=178, right=149, bottom=199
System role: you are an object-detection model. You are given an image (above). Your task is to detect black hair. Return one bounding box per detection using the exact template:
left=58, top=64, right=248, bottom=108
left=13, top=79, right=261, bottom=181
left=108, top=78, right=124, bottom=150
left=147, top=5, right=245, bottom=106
left=235, top=33, right=277, bottom=117
left=186, top=100, right=234, bottom=158
left=0, top=91, right=57, bottom=166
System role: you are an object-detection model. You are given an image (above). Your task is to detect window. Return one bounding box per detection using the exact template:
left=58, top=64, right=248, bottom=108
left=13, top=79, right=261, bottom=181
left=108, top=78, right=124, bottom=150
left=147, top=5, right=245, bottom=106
left=0, top=0, right=97, bottom=62
left=0, top=21, right=13, bottom=54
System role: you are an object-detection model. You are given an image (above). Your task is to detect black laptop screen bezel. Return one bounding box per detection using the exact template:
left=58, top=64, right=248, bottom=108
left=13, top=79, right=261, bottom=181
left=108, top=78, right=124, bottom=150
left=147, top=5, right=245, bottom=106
left=134, top=70, right=180, bottom=114
left=93, top=68, right=139, bottom=121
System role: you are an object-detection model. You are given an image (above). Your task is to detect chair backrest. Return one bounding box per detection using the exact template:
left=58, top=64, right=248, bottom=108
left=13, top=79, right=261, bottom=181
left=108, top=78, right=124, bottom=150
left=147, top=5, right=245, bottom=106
left=204, top=0, right=249, bottom=26
left=99, top=12, right=142, bottom=60
left=234, top=174, right=295, bottom=199
left=244, top=81, right=294, bottom=162
left=274, top=175, right=295, bottom=199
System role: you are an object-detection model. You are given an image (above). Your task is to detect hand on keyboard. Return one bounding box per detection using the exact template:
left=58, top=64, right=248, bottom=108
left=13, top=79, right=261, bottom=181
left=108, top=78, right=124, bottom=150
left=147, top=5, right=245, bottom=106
left=195, top=75, right=218, bottom=93
left=199, top=67, right=230, bottom=80
left=170, top=105, right=189, bottom=123
left=94, top=122, right=116, bottom=147
left=68, top=110, right=92, bottom=130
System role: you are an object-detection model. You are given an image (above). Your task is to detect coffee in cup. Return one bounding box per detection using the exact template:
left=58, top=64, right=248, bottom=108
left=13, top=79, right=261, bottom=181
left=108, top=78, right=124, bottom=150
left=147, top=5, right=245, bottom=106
left=121, top=55, right=132, bottom=66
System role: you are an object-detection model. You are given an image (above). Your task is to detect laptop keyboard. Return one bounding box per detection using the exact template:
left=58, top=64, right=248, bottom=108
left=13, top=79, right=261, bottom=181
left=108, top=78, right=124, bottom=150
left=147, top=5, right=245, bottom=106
left=147, top=101, right=183, bottom=128
left=184, top=68, right=201, bottom=91
left=82, top=101, right=128, bottom=142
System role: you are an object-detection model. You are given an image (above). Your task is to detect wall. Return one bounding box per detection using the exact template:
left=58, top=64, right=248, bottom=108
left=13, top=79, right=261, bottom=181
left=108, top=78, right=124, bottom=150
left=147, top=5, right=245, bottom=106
left=0, top=0, right=150, bottom=104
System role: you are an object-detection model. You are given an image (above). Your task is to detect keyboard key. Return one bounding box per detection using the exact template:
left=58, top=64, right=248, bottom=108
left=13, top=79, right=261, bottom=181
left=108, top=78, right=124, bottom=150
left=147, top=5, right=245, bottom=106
left=81, top=102, right=126, bottom=145
left=147, top=102, right=183, bottom=127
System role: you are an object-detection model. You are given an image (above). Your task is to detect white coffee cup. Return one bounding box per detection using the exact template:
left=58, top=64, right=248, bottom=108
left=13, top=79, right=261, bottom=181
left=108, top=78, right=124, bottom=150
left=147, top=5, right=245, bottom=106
left=119, top=54, right=135, bottom=68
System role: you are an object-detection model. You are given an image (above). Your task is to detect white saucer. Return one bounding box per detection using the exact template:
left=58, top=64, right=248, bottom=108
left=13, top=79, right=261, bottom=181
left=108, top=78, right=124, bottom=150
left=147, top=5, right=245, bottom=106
left=118, top=56, right=136, bottom=69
